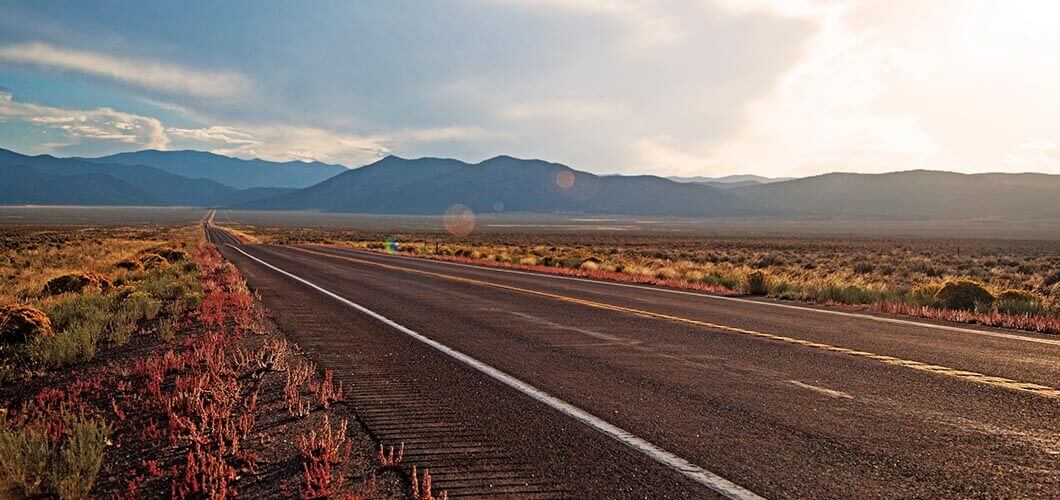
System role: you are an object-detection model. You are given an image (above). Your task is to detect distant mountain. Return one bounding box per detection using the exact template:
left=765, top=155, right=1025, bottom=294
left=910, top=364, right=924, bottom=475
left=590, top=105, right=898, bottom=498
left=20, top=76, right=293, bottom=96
left=235, top=155, right=741, bottom=216
left=667, top=174, right=794, bottom=189
left=88, top=150, right=348, bottom=189
left=0, top=148, right=294, bottom=206
left=240, top=157, right=1060, bottom=219
left=731, top=170, right=1060, bottom=218
left=0, top=165, right=161, bottom=206
left=4, top=147, right=1060, bottom=219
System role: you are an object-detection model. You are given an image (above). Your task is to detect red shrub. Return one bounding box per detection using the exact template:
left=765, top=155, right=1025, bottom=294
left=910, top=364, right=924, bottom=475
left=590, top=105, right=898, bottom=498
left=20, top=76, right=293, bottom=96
left=299, top=416, right=352, bottom=498
left=377, top=442, right=404, bottom=467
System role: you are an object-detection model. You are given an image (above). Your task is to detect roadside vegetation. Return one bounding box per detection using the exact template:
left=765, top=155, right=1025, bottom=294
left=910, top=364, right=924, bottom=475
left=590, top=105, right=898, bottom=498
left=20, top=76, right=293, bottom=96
left=0, top=223, right=424, bottom=498
left=242, top=226, right=1060, bottom=335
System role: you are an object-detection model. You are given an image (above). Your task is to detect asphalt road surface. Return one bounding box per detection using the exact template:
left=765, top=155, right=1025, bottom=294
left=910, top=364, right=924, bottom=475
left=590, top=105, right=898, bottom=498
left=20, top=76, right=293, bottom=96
left=206, top=222, right=1060, bottom=498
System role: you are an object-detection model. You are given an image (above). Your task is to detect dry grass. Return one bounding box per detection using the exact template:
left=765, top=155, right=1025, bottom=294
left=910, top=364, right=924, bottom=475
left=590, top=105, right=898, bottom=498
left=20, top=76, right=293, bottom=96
left=0, top=225, right=201, bottom=304
left=0, top=224, right=205, bottom=380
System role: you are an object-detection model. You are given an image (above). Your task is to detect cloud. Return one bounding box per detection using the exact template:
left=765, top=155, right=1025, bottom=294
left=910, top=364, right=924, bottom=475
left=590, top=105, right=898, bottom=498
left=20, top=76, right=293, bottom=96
left=0, top=42, right=251, bottom=98
left=169, top=124, right=390, bottom=166
left=167, top=125, right=258, bottom=147
left=499, top=100, right=622, bottom=122
left=1004, top=139, right=1060, bottom=173
left=0, top=90, right=168, bottom=149
left=712, top=0, right=834, bottom=18
left=632, top=135, right=722, bottom=176
left=171, top=124, right=506, bottom=166
left=489, top=0, right=684, bottom=47
left=696, top=1, right=938, bottom=176
left=390, top=126, right=502, bottom=143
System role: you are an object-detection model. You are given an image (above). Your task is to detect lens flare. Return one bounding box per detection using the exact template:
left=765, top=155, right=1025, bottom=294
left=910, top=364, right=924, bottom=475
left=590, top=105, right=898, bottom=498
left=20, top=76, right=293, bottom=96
left=443, top=204, right=475, bottom=237
left=493, top=200, right=504, bottom=212
left=385, top=236, right=400, bottom=253
left=556, top=170, right=575, bottom=189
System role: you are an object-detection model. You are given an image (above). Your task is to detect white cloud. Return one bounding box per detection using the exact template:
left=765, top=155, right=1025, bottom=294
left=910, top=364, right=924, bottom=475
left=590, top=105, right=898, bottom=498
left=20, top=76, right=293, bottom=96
left=712, top=0, right=834, bottom=18
left=175, top=124, right=506, bottom=166
left=500, top=100, right=622, bottom=122
left=697, top=1, right=938, bottom=176
left=1004, top=139, right=1060, bottom=173
left=391, top=126, right=502, bottom=143
left=632, top=135, right=721, bottom=176
left=0, top=90, right=168, bottom=149
left=0, top=42, right=251, bottom=98
left=169, top=124, right=390, bottom=166
left=167, top=125, right=258, bottom=146
left=489, top=0, right=684, bottom=47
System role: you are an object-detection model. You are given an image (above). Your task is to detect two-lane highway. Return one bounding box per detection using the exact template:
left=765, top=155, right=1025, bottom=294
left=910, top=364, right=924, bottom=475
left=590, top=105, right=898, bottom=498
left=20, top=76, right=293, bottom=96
left=208, top=223, right=1060, bottom=498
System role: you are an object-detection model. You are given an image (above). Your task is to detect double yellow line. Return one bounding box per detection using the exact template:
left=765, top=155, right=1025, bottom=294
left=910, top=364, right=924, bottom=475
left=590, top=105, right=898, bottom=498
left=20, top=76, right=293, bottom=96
left=291, top=246, right=1060, bottom=400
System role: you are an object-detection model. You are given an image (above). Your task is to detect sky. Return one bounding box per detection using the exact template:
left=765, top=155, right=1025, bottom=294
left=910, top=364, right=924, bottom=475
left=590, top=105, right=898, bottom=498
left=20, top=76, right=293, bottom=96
left=1, top=0, right=1058, bottom=177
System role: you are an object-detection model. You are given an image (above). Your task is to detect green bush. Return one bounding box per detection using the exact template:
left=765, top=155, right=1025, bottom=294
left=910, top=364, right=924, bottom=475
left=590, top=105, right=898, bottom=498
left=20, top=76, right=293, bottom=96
left=994, top=289, right=1046, bottom=315
left=43, top=294, right=114, bottom=333
left=561, top=255, right=586, bottom=269
left=121, top=291, right=161, bottom=322
left=996, top=289, right=1040, bottom=303
left=0, top=422, right=50, bottom=495
left=139, top=271, right=198, bottom=302
left=700, top=272, right=741, bottom=290
left=29, top=321, right=100, bottom=369
left=156, top=317, right=176, bottom=342
left=935, top=280, right=994, bottom=311
left=744, top=271, right=769, bottom=296
left=0, top=414, right=110, bottom=498
left=908, top=284, right=942, bottom=307
left=48, top=417, right=110, bottom=499
left=810, top=284, right=894, bottom=305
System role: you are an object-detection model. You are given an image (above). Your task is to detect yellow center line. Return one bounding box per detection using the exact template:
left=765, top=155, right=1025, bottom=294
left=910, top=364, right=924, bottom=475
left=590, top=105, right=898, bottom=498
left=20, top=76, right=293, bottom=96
left=289, top=245, right=1060, bottom=400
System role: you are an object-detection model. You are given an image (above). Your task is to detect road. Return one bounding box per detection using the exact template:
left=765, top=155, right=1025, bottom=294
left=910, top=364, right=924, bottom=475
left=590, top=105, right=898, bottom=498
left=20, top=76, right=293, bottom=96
left=206, top=222, right=1060, bottom=498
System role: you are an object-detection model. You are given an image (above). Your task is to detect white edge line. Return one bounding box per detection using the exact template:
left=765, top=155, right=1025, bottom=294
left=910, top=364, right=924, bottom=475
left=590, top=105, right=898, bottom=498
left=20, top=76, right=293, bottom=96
left=322, top=246, right=1060, bottom=347
left=224, top=243, right=763, bottom=500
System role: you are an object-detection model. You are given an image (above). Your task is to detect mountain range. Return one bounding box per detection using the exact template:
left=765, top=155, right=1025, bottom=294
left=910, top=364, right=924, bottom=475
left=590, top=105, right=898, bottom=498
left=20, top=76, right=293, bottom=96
left=234, top=155, right=741, bottom=216
left=0, top=148, right=293, bottom=206
left=666, top=174, right=793, bottom=189
left=2, top=147, right=1059, bottom=220
left=85, top=150, right=347, bottom=189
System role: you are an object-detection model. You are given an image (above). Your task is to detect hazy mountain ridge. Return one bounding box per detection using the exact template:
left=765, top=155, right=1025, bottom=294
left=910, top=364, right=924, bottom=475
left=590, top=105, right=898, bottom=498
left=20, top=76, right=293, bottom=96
left=3, top=148, right=1059, bottom=219
left=0, top=165, right=162, bottom=206
left=240, top=156, right=1060, bottom=219
left=234, top=155, right=741, bottom=216
left=731, top=170, right=1060, bottom=218
left=0, top=148, right=294, bottom=206
left=87, top=150, right=348, bottom=189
